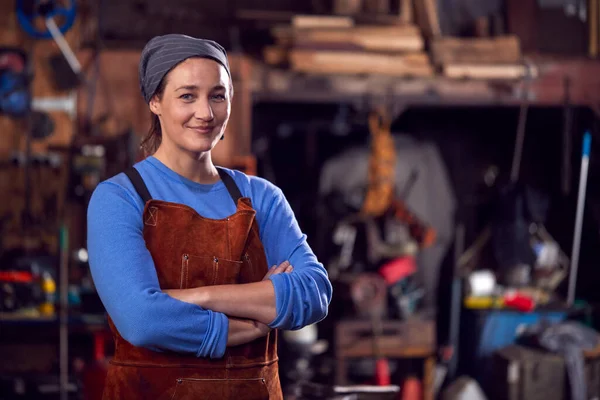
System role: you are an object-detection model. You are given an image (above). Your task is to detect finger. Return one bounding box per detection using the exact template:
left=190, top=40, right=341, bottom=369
left=264, top=265, right=277, bottom=278
left=272, top=261, right=290, bottom=275
left=276, top=260, right=290, bottom=270
left=285, top=265, right=294, bottom=273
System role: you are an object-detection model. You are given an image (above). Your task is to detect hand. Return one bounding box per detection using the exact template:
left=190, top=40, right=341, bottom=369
left=262, top=260, right=293, bottom=281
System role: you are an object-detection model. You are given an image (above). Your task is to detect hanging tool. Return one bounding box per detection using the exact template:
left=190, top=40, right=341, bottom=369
left=16, top=0, right=77, bottom=40
left=362, top=108, right=396, bottom=217
left=567, top=131, right=592, bottom=306
left=16, top=0, right=82, bottom=85
left=0, top=48, right=31, bottom=117
left=361, top=108, right=437, bottom=248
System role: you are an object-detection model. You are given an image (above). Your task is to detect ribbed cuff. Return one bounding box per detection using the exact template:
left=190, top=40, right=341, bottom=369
left=197, top=310, right=228, bottom=359
left=268, top=273, right=291, bottom=329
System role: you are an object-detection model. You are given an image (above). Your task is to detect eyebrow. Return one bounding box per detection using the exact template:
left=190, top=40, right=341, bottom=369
left=175, top=84, right=227, bottom=91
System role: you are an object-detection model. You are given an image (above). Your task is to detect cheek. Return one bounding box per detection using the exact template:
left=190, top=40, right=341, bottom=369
left=214, top=102, right=231, bottom=122
left=167, top=103, right=194, bottom=125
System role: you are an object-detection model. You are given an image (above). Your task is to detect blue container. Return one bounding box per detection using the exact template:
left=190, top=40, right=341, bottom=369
left=459, top=309, right=567, bottom=391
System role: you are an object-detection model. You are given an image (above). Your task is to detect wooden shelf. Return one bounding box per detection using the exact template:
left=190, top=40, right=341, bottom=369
left=0, top=313, right=107, bottom=332
left=250, top=57, right=600, bottom=114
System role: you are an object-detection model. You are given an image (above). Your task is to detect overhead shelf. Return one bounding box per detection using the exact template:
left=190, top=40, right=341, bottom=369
left=250, top=57, right=600, bottom=113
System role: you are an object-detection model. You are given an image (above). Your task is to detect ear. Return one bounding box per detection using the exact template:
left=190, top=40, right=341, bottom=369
left=149, top=97, right=161, bottom=116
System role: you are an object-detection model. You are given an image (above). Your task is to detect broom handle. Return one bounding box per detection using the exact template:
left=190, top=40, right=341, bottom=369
left=567, top=131, right=592, bottom=306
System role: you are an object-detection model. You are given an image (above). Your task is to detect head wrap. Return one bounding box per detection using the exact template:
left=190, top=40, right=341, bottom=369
left=138, top=34, right=230, bottom=103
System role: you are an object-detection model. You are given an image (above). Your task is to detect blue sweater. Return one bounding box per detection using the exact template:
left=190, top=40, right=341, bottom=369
left=87, top=156, right=332, bottom=359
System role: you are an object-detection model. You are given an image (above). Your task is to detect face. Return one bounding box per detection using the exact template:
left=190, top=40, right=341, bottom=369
left=150, top=57, right=231, bottom=157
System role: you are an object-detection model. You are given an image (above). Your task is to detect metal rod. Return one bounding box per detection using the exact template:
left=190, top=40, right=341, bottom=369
left=448, top=223, right=465, bottom=380
left=562, top=77, right=573, bottom=195
left=510, top=77, right=530, bottom=183
left=567, top=131, right=592, bottom=306
left=45, top=17, right=82, bottom=74
left=23, top=113, right=32, bottom=227
left=59, top=225, right=69, bottom=400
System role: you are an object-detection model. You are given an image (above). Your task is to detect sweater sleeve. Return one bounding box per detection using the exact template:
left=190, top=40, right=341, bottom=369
left=256, top=183, right=333, bottom=330
left=87, top=181, right=228, bottom=358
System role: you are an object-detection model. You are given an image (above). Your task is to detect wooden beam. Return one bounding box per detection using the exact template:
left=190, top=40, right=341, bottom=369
left=289, top=49, right=433, bottom=77
left=431, top=36, right=522, bottom=66
left=291, top=15, right=355, bottom=29
left=293, top=25, right=424, bottom=52
left=413, top=0, right=441, bottom=37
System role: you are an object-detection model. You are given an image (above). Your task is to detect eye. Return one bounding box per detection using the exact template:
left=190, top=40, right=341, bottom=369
left=179, top=93, right=195, bottom=101
left=211, top=93, right=226, bottom=102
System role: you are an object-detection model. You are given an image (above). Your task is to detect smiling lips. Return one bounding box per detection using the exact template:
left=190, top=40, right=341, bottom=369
left=188, top=126, right=214, bottom=134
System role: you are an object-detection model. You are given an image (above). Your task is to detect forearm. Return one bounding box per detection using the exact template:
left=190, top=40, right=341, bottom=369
left=202, top=281, right=276, bottom=324
left=169, top=280, right=276, bottom=325
left=227, top=318, right=265, bottom=347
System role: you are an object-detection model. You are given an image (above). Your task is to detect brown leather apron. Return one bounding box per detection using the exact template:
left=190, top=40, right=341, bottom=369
left=101, top=167, right=282, bottom=400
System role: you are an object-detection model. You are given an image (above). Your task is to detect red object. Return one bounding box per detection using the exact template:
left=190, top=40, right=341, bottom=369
left=400, top=376, right=422, bottom=400
left=375, top=358, right=391, bottom=386
left=83, top=332, right=109, bottom=400
left=503, top=292, right=535, bottom=312
left=0, top=271, right=34, bottom=283
left=378, top=257, right=417, bottom=286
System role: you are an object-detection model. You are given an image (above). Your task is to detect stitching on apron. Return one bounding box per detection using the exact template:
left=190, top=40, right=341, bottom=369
left=186, top=255, right=189, bottom=289
left=213, top=257, right=218, bottom=286
left=226, top=219, right=232, bottom=259
left=180, top=255, right=188, bottom=289
left=145, top=206, right=158, bottom=226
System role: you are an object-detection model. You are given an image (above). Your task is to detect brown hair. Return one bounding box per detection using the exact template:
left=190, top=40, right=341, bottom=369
left=140, top=77, right=168, bottom=156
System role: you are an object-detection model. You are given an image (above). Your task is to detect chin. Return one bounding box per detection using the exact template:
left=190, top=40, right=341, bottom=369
left=182, top=138, right=220, bottom=154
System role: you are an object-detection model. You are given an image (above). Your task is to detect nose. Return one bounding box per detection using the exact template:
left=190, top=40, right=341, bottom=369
left=194, top=98, right=214, bottom=121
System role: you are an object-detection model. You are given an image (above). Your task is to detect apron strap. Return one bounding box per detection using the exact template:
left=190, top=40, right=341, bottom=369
left=217, top=167, right=242, bottom=206
left=124, top=167, right=152, bottom=203
left=124, top=166, right=241, bottom=206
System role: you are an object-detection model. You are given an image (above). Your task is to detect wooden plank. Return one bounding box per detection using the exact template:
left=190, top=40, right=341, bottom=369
left=431, top=36, right=522, bottom=66
left=443, top=64, right=535, bottom=80
left=400, top=0, right=413, bottom=23
left=291, top=15, right=355, bottom=29
left=293, top=25, right=424, bottom=52
left=290, top=49, right=433, bottom=77
left=336, top=319, right=436, bottom=359
left=413, top=0, right=441, bottom=37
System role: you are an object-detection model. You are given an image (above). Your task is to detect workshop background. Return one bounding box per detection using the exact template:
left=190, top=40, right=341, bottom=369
left=1, top=0, right=600, bottom=399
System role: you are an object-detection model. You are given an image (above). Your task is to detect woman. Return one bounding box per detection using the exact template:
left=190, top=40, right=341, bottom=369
left=87, top=34, right=332, bottom=399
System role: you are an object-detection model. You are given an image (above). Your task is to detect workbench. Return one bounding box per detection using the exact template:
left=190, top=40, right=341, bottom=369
left=335, top=318, right=436, bottom=400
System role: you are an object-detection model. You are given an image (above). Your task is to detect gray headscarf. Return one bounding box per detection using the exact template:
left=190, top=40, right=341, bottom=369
left=138, top=34, right=231, bottom=103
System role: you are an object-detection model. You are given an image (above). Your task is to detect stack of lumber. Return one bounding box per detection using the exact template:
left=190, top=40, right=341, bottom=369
left=264, top=15, right=434, bottom=78
left=431, top=35, right=535, bottom=80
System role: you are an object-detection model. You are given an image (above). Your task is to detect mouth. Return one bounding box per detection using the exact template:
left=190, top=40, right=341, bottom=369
left=188, top=126, right=215, bottom=134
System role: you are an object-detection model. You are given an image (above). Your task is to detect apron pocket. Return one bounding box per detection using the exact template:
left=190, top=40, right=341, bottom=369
left=181, top=254, right=242, bottom=288
left=171, top=377, right=269, bottom=400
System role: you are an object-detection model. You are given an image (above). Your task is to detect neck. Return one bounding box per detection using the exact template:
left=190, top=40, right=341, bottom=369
left=153, top=146, right=219, bottom=184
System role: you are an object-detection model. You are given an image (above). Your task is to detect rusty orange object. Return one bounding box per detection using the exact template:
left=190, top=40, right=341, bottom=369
left=362, top=108, right=396, bottom=217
